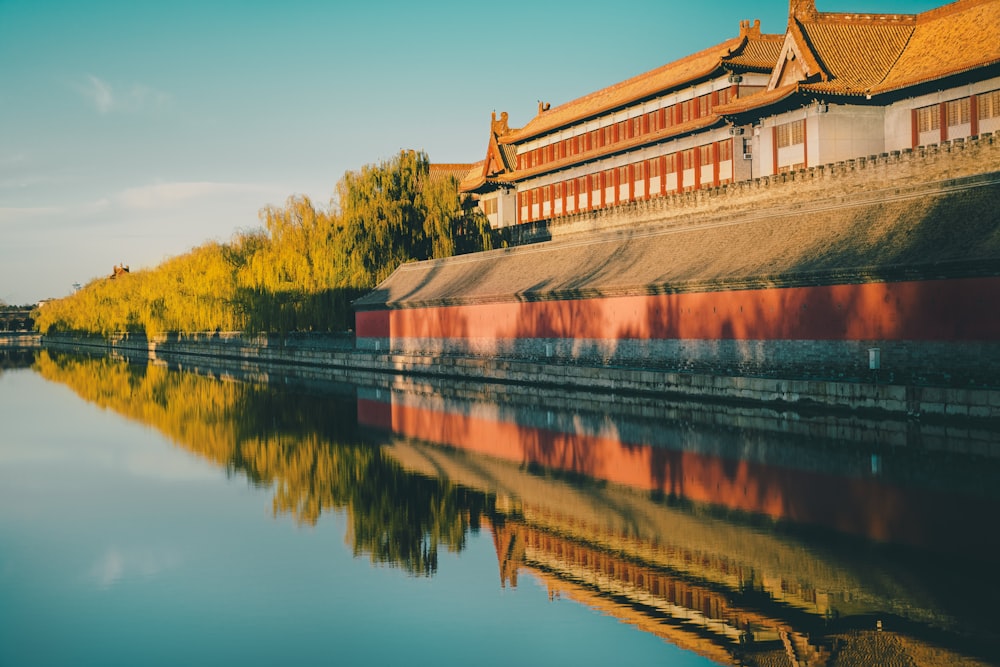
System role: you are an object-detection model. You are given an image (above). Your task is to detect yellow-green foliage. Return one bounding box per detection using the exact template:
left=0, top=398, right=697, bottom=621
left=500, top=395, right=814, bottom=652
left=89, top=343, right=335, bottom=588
left=34, top=350, right=493, bottom=575
left=36, top=150, right=494, bottom=336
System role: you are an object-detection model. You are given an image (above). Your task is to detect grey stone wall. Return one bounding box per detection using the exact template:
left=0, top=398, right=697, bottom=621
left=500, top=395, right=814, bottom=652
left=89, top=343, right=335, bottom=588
left=510, top=133, right=999, bottom=244
left=43, top=332, right=1000, bottom=419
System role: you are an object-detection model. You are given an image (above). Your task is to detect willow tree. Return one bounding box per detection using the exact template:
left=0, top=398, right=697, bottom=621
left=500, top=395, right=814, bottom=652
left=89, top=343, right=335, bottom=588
left=36, top=149, right=495, bottom=337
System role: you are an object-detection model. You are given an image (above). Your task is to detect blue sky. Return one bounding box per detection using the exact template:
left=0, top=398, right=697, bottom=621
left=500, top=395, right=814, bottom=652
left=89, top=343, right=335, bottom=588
left=0, top=0, right=939, bottom=305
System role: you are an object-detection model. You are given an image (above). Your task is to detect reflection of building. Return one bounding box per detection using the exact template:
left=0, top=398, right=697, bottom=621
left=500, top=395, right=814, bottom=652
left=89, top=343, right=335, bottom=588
left=460, top=0, right=1000, bottom=229
left=354, top=0, right=1000, bottom=386
left=362, top=382, right=1000, bottom=667
left=359, top=383, right=1000, bottom=553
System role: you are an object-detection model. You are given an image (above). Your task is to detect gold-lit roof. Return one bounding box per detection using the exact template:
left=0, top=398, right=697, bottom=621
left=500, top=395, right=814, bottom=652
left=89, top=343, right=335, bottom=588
left=500, top=22, right=783, bottom=145
left=768, top=0, right=999, bottom=100
left=872, top=0, right=1000, bottom=94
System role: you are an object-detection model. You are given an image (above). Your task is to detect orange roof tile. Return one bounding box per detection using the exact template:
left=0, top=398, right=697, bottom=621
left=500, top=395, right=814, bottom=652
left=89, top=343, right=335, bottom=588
left=501, top=29, right=782, bottom=145
left=458, top=161, right=486, bottom=193
left=873, top=0, right=1000, bottom=94
left=429, top=163, right=476, bottom=181
left=725, top=0, right=999, bottom=113
left=714, top=83, right=800, bottom=115
left=805, top=22, right=913, bottom=90
left=726, top=34, right=786, bottom=70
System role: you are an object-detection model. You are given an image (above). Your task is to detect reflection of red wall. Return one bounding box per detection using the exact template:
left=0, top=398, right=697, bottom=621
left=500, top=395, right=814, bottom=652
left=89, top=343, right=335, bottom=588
left=356, top=277, right=1000, bottom=342
left=358, top=397, right=997, bottom=552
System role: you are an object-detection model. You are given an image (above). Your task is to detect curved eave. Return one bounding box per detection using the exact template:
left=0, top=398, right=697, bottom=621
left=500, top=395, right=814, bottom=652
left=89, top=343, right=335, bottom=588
left=869, top=58, right=1000, bottom=97
left=459, top=177, right=508, bottom=195
left=500, top=38, right=751, bottom=146
left=498, top=116, right=726, bottom=184
left=458, top=174, right=486, bottom=194
left=500, top=70, right=731, bottom=146
left=790, top=58, right=1000, bottom=102
left=714, top=84, right=802, bottom=119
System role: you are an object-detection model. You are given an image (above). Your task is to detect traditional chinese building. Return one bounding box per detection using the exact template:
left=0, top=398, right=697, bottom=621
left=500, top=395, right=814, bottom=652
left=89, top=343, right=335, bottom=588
left=460, top=0, right=1000, bottom=229
left=354, top=0, right=1000, bottom=386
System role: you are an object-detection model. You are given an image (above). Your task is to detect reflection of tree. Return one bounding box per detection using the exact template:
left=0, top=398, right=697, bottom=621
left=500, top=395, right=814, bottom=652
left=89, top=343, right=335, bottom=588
left=33, top=350, right=493, bottom=576
left=0, top=348, right=37, bottom=372
left=348, top=460, right=489, bottom=575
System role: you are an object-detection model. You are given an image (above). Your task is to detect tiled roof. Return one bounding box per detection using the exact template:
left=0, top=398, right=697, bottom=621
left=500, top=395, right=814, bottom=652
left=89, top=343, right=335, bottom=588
left=873, top=0, right=1000, bottom=94
left=714, top=83, right=799, bottom=115
left=499, top=144, right=518, bottom=172
left=726, top=35, right=786, bottom=71
left=722, top=0, right=999, bottom=113
left=501, top=31, right=782, bottom=145
left=429, top=163, right=476, bottom=182
left=458, top=161, right=486, bottom=193
left=800, top=21, right=914, bottom=92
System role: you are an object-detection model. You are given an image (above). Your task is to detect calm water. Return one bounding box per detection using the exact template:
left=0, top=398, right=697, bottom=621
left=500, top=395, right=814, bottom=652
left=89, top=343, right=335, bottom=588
left=2, top=348, right=999, bottom=667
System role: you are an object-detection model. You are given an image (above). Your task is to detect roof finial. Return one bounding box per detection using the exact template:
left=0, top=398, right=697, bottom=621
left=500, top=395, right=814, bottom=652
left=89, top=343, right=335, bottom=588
left=789, top=0, right=818, bottom=24
left=739, top=18, right=761, bottom=38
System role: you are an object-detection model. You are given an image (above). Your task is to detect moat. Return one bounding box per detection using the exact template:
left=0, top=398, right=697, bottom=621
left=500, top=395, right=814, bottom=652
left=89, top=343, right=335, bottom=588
left=1, top=346, right=998, bottom=667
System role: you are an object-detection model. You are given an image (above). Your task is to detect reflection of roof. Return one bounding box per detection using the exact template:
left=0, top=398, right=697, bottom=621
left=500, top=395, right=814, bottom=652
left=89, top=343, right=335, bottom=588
left=501, top=24, right=783, bottom=144
left=356, top=169, right=1000, bottom=309
left=385, top=438, right=990, bottom=667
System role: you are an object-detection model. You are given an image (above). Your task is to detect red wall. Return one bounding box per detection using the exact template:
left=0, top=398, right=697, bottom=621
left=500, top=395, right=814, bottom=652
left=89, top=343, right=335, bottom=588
left=357, top=277, right=1000, bottom=343
left=358, top=396, right=998, bottom=552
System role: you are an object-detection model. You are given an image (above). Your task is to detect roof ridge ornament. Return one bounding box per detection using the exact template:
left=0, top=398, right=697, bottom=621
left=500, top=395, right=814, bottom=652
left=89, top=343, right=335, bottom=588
left=739, top=18, right=762, bottom=38
left=789, top=0, right=818, bottom=24
left=491, top=111, right=510, bottom=136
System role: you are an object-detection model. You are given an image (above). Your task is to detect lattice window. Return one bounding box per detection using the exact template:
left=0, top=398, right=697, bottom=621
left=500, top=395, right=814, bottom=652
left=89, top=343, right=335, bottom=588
left=946, top=98, right=970, bottom=126
left=978, top=89, right=1000, bottom=119
left=697, top=94, right=711, bottom=117
left=916, top=105, right=940, bottom=133
left=718, top=140, right=733, bottom=162
left=775, top=119, right=804, bottom=148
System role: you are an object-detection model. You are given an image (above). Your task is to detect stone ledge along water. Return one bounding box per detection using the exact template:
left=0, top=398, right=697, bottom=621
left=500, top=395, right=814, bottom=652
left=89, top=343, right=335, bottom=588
left=42, top=331, right=1000, bottom=422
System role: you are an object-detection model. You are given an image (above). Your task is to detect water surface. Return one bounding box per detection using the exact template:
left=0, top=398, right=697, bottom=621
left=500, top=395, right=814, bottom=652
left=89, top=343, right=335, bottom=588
left=1, top=348, right=997, bottom=667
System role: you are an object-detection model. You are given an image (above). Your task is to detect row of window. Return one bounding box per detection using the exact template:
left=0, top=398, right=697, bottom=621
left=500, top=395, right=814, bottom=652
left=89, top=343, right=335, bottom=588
left=915, top=89, right=1000, bottom=133
left=517, top=140, right=735, bottom=222
left=518, top=87, right=737, bottom=171
left=775, top=119, right=805, bottom=148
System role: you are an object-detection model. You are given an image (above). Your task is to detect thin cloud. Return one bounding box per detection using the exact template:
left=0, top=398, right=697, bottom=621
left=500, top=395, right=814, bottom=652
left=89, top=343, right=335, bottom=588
left=76, top=74, right=171, bottom=114
left=115, top=181, right=281, bottom=210
left=0, top=180, right=281, bottom=226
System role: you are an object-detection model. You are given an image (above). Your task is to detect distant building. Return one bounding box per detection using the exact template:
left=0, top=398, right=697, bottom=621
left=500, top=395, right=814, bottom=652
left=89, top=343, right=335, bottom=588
left=460, top=0, right=1000, bottom=228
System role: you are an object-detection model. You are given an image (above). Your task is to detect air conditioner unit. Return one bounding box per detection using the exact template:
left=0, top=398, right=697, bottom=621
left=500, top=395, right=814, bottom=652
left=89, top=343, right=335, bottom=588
left=743, top=153, right=753, bottom=160
left=728, top=127, right=744, bottom=136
